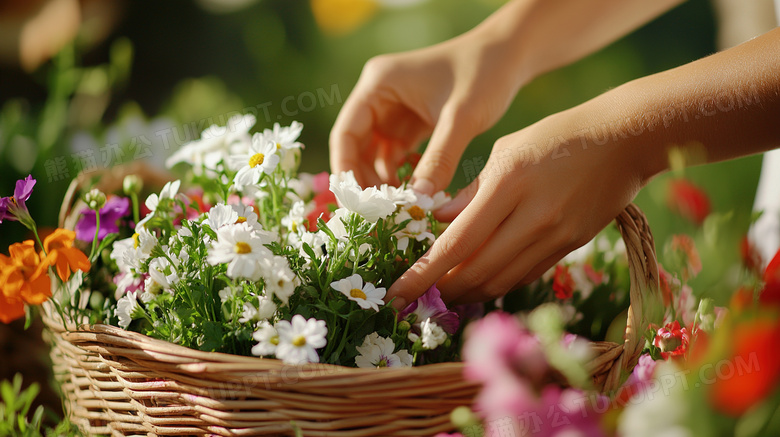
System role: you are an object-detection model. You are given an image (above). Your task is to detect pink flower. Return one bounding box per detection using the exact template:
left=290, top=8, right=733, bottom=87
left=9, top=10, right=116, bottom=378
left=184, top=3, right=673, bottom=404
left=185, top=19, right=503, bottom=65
left=653, top=321, right=690, bottom=360
left=398, top=284, right=460, bottom=334
left=464, top=313, right=547, bottom=382
left=312, top=171, right=330, bottom=194
left=615, top=354, right=658, bottom=405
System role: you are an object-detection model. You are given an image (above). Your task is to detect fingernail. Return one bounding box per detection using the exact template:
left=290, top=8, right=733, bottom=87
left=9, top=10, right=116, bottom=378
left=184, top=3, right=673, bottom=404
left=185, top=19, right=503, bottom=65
left=412, top=178, right=435, bottom=196
left=391, top=297, right=407, bottom=311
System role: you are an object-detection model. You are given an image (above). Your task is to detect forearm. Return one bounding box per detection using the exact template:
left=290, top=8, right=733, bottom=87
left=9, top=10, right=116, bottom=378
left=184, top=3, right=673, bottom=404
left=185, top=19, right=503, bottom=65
left=561, top=27, right=780, bottom=183
left=468, top=0, right=684, bottom=86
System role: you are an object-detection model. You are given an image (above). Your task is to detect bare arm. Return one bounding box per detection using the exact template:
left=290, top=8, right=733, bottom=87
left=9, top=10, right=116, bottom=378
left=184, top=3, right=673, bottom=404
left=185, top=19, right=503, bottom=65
left=387, top=27, right=780, bottom=307
left=329, top=0, right=685, bottom=194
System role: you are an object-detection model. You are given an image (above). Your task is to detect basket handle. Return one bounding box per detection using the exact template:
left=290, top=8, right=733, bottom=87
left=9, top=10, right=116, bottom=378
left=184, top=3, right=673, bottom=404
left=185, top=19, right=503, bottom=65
left=595, top=203, right=662, bottom=393
left=58, top=163, right=173, bottom=228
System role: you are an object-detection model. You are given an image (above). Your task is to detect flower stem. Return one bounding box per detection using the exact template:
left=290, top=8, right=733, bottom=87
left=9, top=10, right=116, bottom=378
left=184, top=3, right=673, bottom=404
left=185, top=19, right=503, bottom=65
left=89, top=212, right=101, bottom=261
left=31, top=223, right=48, bottom=257
left=131, top=192, right=140, bottom=225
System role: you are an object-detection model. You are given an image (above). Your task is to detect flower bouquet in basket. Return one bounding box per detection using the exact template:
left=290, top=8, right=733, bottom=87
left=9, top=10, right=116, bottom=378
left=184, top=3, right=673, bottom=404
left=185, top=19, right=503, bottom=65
left=4, top=113, right=779, bottom=437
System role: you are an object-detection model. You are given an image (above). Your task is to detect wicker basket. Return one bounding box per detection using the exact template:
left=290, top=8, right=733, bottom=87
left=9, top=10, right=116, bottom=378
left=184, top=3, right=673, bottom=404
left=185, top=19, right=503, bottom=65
left=43, top=169, right=661, bottom=436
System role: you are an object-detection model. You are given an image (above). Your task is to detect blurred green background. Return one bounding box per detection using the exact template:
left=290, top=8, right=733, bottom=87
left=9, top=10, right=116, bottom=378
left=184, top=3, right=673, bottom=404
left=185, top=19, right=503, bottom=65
left=0, top=0, right=764, bottom=306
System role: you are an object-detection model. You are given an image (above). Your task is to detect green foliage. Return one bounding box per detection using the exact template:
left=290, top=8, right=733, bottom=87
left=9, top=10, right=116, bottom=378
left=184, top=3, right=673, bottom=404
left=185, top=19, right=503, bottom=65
left=0, top=375, right=80, bottom=437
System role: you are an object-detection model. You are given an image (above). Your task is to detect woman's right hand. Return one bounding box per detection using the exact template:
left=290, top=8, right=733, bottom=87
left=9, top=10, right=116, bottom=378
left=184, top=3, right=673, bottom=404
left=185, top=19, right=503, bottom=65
left=329, top=27, right=528, bottom=194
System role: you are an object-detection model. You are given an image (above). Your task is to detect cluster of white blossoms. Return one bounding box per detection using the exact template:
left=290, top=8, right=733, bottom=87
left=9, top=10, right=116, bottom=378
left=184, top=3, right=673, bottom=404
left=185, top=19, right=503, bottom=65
left=206, top=205, right=296, bottom=305
left=252, top=315, right=327, bottom=364
left=115, top=118, right=456, bottom=366
left=355, top=333, right=412, bottom=368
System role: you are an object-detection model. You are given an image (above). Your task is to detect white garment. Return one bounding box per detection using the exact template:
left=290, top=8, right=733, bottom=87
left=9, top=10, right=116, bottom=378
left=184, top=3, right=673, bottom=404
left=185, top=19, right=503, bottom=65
left=747, top=1, right=780, bottom=263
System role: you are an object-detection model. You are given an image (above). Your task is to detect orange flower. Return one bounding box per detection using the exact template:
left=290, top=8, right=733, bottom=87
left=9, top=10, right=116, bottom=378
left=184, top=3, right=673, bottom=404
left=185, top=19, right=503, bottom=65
left=710, top=317, right=780, bottom=416
left=0, top=288, right=25, bottom=323
left=42, top=228, right=91, bottom=281
left=0, top=241, right=51, bottom=323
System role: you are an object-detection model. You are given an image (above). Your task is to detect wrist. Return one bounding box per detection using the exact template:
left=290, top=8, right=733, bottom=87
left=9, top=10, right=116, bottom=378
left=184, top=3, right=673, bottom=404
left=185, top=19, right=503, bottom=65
left=541, top=80, right=670, bottom=187
left=465, top=0, right=536, bottom=89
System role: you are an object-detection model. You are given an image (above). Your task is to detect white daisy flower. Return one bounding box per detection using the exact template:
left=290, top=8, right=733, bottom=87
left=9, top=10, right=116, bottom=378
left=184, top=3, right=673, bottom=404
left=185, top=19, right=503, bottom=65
left=329, top=171, right=395, bottom=223
left=281, top=200, right=308, bottom=234
left=430, top=191, right=451, bottom=210
left=111, top=227, right=157, bottom=273
left=238, top=295, right=277, bottom=324
left=251, top=321, right=279, bottom=357
left=420, top=318, right=447, bottom=350
left=206, top=223, right=273, bottom=281
left=330, top=273, right=386, bottom=312
left=205, top=203, right=262, bottom=231
left=393, top=194, right=435, bottom=251
left=379, top=184, right=416, bottom=206
left=218, top=286, right=235, bottom=303
left=299, top=231, right=327, bottom=260
left=274, top=315, right=327, bottom=364
left=166, top=114, right=256, bottom=174
left=136, top=180, right=189, bottom=230
left=355, top=333, right=412, bottom=368
left=231, top=139, right=280, bottom=190
left=256, top=121, right=304, bottom=152
left=141, top=257, right=179, bottom=302
left=116, top=292, right=140, bottom=329
left=261, top=256, right=297, bottom=305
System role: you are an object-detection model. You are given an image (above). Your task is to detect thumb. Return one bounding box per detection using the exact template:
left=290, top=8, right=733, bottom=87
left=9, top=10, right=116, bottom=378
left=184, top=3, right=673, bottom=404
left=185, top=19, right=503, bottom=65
left=411, top=101, right=473, bottom=195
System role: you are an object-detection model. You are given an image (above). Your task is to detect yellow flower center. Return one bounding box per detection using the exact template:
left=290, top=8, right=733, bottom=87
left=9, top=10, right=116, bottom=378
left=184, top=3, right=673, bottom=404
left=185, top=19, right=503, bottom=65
left=275, top=142, right=282, bottom=150
left=132, top=233, right=140, bottom=249
left=235, top=242, right=252, bottom=254
left=249, top=153, right=265, bottom=168
left=377, top=358, right=388, bottom=368
left=350, top=288, right=367, bottom=300
left=270, top=336, right=279, bottom=346
left=408, top=205, right=426, bottom=221
left=292, top=335, right=306, bottom=347
left=236, top=216, right=247, bottom=224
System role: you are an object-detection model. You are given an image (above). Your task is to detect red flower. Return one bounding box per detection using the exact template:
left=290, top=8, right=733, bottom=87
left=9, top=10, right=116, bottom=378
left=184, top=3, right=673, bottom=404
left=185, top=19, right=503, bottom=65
left=760, top=249, right=780, bottom=307
left=730, top=286, right=755, bottom=314
left=668, top=234, right=702, bottom=281
left=306, top=190, right=338, bottom=231
left=653, top=320, right=690, bottom=360
left=667, top=179, right=710, bottom=226
left=710, top=317, right=780, bottom=416
left=658, top=264, right=674, bottom=307
left=552, top=265, right=575, bottom=300
left=740, top=236, right=764, bottom=276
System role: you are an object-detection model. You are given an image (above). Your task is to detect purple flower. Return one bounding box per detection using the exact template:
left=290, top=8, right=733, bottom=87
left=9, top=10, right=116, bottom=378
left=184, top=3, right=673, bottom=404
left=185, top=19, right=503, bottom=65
left=0, top=175, right=36, bottom=225
left=398, top=284, right=460, bottom=334
left=76, top=197, right=131, bottom=242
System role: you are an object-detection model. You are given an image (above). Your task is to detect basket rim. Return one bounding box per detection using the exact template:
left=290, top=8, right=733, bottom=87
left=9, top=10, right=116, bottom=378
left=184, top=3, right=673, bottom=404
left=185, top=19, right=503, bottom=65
left=43, top=311, right=473, bottom=376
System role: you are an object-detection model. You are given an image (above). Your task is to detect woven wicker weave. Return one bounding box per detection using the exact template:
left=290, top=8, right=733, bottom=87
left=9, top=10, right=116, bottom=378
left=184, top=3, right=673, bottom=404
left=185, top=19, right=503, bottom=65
left=44, top=169, right=661, bottom=436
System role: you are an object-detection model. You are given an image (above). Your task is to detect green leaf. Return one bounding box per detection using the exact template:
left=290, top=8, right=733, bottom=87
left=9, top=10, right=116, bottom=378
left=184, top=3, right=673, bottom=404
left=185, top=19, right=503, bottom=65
left=199, top=321, right=224, bottom=352
left=91, top=233, right=119, bottom=263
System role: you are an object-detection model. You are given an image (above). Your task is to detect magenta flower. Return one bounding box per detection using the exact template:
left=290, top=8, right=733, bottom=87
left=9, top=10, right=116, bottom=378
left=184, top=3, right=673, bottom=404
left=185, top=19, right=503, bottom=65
left=398, top=284, right=459, bottom=334
left=0, top=175, right=36, bottom=226
left=75, top=196, right=131, bottom=242
left=463, top=312, right=548, bottom=385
